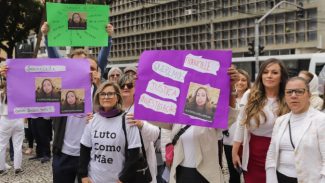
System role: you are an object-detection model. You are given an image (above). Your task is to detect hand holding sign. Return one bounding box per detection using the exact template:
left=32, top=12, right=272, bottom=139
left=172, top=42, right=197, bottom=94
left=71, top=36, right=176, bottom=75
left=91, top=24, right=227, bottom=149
left=46, top=3, right=109, bottom=46
left=134, top=50, right=232, bottom=129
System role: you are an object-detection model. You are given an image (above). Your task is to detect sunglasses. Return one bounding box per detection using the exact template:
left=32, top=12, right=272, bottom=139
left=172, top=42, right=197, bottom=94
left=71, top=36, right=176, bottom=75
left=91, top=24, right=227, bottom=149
left=120, top=83, right=134, bottom=89
left=110, top=74, right=120, bottom=78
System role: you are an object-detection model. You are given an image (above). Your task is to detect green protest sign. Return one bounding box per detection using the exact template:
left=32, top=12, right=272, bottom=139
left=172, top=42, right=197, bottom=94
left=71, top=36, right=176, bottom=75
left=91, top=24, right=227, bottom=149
left=47, top=3, right=109, bottom=47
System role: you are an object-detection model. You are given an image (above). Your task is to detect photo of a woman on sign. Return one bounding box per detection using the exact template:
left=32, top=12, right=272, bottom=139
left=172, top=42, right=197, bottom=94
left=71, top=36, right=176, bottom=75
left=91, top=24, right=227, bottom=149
left=35, top=78, right=61, bottom=102
left=60, top=89, right=85, bottom=114
left=184, top=83, right=220, bottom=122
left=68, top=12, right=87, bottom=30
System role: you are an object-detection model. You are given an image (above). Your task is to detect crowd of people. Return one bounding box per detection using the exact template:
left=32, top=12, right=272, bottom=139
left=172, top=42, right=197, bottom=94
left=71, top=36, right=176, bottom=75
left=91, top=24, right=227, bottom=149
left=0, top=20, right=325, bottom=183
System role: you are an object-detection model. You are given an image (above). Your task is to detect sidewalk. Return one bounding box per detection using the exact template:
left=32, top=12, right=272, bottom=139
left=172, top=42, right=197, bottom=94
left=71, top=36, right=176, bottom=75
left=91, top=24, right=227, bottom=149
left=1, top=152, right=52, bottom=183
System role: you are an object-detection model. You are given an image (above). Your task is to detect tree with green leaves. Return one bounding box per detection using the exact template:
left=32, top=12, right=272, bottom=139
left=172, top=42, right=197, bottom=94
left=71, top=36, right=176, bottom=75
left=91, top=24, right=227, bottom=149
left=0, top=0, right=43, bottom=58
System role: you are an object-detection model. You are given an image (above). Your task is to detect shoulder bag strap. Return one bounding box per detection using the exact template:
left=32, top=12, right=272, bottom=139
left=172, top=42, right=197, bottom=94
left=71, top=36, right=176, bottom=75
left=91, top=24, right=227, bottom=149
left=121, top=113, right=129, bottom=159
left=121, top=113, right=148, bottom=161
left=171, top=125, right=191, bottom=145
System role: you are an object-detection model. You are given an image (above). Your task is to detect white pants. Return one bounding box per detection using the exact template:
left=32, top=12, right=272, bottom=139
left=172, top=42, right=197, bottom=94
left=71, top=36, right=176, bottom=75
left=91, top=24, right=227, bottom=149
left=0, top=116, right=24, bottom=170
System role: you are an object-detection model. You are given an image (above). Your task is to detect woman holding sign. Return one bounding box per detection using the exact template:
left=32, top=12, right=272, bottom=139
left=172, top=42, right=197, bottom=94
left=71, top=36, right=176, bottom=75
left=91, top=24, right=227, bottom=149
left=0, top=70, right=25, bottom=175
left=79, top=81, right=142, bottom=183
left=119, top=74, right=160, bottom=183
left=163, top=66, right=239, bottom=183
left=232, top=59, right=289, bottom=183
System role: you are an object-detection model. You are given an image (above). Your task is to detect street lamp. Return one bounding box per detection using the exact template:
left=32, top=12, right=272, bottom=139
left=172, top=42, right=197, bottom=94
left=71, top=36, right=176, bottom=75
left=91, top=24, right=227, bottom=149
left=254, top=1, right=303, bottom=77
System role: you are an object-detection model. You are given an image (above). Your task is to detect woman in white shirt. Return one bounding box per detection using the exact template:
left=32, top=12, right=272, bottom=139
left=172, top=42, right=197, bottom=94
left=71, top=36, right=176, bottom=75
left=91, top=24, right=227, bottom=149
left=0, top=74, right=25, bottom=175
left=167, top=66, right=239, bottom=183
left=232, top=58, right=289, bottom=183
left=118, top=74, right=160, bottom=183
left=266, top=77, right=325, bottom=183
left=223, top=69, right=251, bottom=183
left=79, top=81, right=142, bottom=183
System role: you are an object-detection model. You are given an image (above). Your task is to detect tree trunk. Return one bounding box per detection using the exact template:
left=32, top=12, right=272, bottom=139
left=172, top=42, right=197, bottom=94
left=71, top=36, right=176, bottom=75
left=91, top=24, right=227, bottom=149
left=7, top=45, right=14, bottom=59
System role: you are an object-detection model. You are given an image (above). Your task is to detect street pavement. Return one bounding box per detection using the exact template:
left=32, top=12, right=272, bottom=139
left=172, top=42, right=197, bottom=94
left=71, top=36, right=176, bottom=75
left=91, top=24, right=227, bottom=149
left=1, top=149, right=52, bottom=183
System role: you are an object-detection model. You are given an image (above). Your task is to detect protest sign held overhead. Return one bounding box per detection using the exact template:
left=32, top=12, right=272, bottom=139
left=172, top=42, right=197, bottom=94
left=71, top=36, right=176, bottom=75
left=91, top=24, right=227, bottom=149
left=47, top=3, right=109, bottom=46
left=134, top=50, right=232, bottom=129
left=6, top=58, right=92, bottom=119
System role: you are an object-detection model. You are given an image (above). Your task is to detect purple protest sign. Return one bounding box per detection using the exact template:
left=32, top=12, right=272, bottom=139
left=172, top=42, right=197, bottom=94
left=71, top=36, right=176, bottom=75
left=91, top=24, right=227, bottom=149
left=7, top=58, right=91, bottom=119
left=134, top=50, right=232, bottom=129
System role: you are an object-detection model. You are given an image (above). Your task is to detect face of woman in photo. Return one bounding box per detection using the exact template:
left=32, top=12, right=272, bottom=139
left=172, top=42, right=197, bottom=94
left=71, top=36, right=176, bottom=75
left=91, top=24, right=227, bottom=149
left=120, top=81, right=135, bottom=98
left=262, top=63, right=281, bottom=89
left=285, top=80, right=310, bottom=114
left=235, top=74, right=248, bottom=93
left=195, top=88, right=207, bottom=107
left=99, top=86, right=118, bottom=111
left=109, top=70, right=121, bottom=83
left=73, top=14, right=81, bottom=23
left=42, top=80, right=53, bottom=94
left=67, top=92, right=76, bottom=105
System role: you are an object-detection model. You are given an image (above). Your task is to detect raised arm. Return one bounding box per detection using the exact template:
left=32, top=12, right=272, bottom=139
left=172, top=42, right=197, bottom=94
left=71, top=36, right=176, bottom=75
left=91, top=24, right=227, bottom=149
left=98, top=24, right=114, bottom=77
left=41, top=22, right=62, bottom=58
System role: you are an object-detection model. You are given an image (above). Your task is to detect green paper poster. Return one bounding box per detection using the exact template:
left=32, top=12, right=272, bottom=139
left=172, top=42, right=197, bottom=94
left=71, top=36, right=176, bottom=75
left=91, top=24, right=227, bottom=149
left=47, top=3, right=109, bottom=47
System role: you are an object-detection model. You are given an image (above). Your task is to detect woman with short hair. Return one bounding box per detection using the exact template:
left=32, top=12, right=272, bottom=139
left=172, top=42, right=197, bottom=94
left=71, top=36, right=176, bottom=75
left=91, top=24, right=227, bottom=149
left=266, top=77, right=325, bottom=182
left=79, top=81, right=142, bottom=183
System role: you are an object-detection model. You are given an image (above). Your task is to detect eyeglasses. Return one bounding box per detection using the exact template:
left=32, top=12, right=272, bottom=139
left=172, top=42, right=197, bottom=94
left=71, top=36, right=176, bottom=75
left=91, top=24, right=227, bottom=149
left=285, top=88, right=307, bottom=96
left=99, top=92, right=116, bottom=98
left=110, top=74, right=120, bottom=78
left=120, top=83, right=134, bottom=89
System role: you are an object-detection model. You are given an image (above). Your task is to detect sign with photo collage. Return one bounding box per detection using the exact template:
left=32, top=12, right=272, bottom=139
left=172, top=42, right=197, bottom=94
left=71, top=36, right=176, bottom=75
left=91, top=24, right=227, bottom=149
left=7, top=58, right=92, bottom=119
left=134, top=50, right=232, bottom=129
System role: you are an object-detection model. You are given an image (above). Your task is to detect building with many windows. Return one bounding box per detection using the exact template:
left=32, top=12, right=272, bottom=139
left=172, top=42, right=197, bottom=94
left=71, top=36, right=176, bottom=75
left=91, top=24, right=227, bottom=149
left=108, top=0, right=325, bottom=71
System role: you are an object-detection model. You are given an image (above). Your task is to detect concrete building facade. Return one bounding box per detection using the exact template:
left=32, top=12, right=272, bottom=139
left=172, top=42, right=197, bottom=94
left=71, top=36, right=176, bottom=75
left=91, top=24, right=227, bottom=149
left=108, top=0, right=325, bottom=66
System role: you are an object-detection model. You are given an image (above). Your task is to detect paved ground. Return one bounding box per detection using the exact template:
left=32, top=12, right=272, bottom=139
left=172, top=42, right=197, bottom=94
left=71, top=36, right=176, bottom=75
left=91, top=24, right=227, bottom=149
left=1, top=147, right=52, bottom=183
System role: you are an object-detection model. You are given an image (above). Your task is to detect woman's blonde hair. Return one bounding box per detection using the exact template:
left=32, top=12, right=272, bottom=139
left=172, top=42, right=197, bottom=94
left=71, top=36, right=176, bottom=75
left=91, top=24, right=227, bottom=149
left=93, top=81, right=123, bottom=112
left=237, top=69, right=251, bottom=90
left=242, top=58, right=289, bottom=128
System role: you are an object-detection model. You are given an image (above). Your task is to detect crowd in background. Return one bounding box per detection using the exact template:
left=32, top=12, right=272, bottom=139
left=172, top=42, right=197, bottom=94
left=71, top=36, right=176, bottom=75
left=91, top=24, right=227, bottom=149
left=1, top=20, right=325, bottom=183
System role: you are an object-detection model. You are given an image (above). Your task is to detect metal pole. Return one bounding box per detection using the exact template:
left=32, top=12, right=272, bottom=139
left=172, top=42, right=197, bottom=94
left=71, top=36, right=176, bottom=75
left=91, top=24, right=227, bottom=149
left=255, top=20, right=259, bottom=77
left=210, top=19, right=215, bottom=49
left=253, top=0, right=303, bottom=78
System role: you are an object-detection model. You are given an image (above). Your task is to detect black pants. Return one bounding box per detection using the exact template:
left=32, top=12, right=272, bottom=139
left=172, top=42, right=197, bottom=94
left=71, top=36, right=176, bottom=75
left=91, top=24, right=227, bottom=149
left=156, top=164, right=167, bottom=183
left=277, top=171, right=298, bottom=183
left=224, top=145, right=241, bottom=183
left=25, top=119, right=34, bottom=148
left=176, top=166, right=209, bottom=183
left=31, top=118, right=52, bottom=158
left=52, top=153, right=81, bottom=183
left=9, top=138, right=14, bottom=161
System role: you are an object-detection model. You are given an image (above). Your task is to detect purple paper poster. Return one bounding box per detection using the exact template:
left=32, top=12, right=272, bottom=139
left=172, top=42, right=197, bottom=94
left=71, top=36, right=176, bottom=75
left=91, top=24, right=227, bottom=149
left=134, top=50, right=232, bottom=129
left=7, top=58, right=91, bottom=118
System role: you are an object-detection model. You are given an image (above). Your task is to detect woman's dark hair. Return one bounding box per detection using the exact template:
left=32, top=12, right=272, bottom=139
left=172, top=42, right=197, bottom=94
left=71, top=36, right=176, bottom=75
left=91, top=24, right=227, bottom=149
left=63, top=90, right=79, bottom=107
left=72, top=13, right=82, bottom=22
left=41, top=79, right=54, bottom=94
left=188, top=87, right=211, bottom=112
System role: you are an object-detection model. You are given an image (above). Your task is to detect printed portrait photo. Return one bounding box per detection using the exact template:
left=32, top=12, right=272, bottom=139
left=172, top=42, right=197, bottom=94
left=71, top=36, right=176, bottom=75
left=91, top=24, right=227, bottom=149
left=35, top=78, right=62, bottom=102
left=60, top=89, right=85, bottom=114
left=184, top=82, right=220, bottom=122
left=68, top=12, right=87, bottom=30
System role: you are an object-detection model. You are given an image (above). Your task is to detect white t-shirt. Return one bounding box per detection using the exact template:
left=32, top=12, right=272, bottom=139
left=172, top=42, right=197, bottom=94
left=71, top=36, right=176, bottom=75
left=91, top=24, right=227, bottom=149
left=278, top=112, right=307, bottom=178
left=180, top=126, right=196, bottom=168
left=81, top=113, right=142, bottom=183
left=61, top=115, right=87, bottom=156
left=250, top=97, right=279, bottom=137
